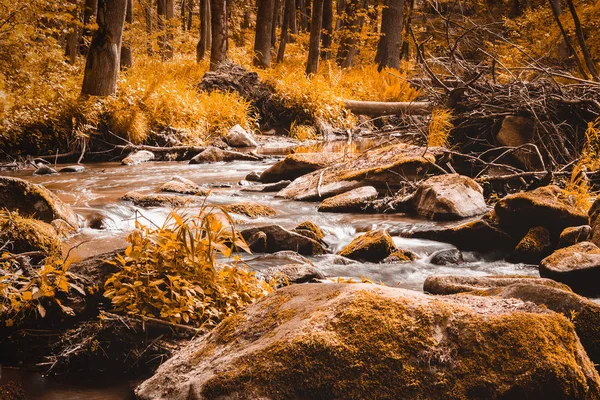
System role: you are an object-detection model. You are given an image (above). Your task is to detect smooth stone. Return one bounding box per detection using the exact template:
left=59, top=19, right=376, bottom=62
left=121, top=150, right=155, bottom=166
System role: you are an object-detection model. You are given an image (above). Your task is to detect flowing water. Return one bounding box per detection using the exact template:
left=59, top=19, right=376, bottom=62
left=2, top=140, right=537, bottom=398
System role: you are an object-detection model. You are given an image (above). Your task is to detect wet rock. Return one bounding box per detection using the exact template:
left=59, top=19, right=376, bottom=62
left=59, top=165, right=85, bottom=173
left=383, top=249, right=417, bottom=263
left=241, top=180, right=291, bottom=193
left=246, top=171, right=262, bottom=182
left=294, top=221, right=325, bottom=240
left=429, top=248, right=464, bottom=265
left=318, top=186, right=378, bottom=213
left=0, top=176, right=79, bottom=228
left=589, top=197, right=600, bottom=247
left=160, top=176, right=208, bottom=195
left=424, top=275, right=600, bottom=370
left=87, top=213, right=107, bottom=230
left=559, top=225, right=592, bottom=249
left=0, top=213, right=62, bottom=257
left=408, top=214, right=514, bottom=252
left=247, top=251, right=316, bottom=268
left=509, top=226, right=552, bottom=264
left=423, top=275, right=571, bottom=296
left=259, top=152, right=342, bottom=183
left=496, top=116, right=543, bottom=170
left=494, top=185, right=588, bottom=238
left=121, top=191, right=189, bottom=208
left=277, top=144, right=441, bottom=201
left=540, top=242, right=600, bottom=296
left=403, top=174, right=488, bottom=220
left=241, top=225, right=327, bottom=256
left=136, top=283, right=600, bottom=400
left=189, top=147, right=261, bottom=164
left=247, top=231, right=267, bottom=252
left=121, top=150, right=155, bottom=166
left=261, top=264, right=326, bottom=285
left=222, top=202, right=277, bottom=218
left=225, top=124, right=258, bottom=148
left=339, top=229, right=396, bottom=262
left=34, top=165, right=58, bottom=175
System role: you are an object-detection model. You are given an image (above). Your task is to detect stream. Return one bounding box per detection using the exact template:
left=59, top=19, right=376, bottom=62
left=2, top=140, right=538, bottom=398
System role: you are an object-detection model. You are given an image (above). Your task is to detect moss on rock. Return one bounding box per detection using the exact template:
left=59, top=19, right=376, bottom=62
left=338, top=229, right=396, bottom=262
left=0, top=211, right=62, bottom=257
left=294, top=221, right=325, bottom=240
left=222, top=202, right=277, bottom=218
left=383, top=249, right=417, bottom=263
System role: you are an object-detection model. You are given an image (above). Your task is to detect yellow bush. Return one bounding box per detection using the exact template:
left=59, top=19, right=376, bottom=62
left=428, top=107, right=453, bottom=148
left=104, top=208, right=274, bottom=330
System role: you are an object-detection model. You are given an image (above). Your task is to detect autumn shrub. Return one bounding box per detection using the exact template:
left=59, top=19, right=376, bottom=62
left=104, top=208, right=273, bottom=330
left=0, top=257, right=83, bottom=328
left=428, top=107, right=454, bottom=148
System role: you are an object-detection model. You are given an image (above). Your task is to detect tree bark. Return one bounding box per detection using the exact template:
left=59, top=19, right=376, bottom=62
left=306, top=0, right=324, bottom=74
left=80, top=0, right=98, bottom=55
left=165, top=0, right=175, bottom=59
left=210, top=0, right=227, bottom=70
left=548, top=0, right=588, bottom=79
left=254, top=0, right=275, bottom=68
left=336, top=0, right=367, bottom=68
left=82, top=0, right=128, bottom=96
left=400, top=0, right=413, bottom=61
left=197, top=0, right=211, bottom=61
left=187, top=0, right=194, bottom=30
left=298, top=0, right=308, bottom=31
left=565, top=0, right=599, bottom=81
left=157, top=0, right=166, bottom=56
left=343, top=100, right=432, bottom=116
left=65, top=0, right=80, bottom=64
left=120, top=0, right=133, bottom=69
left=375, top=0, right=404, bottom=70
left=320, top=0, right=333, bottom=59
left=271, top=0, right=281, bottom=47
left=145, top=0, right=154, bottom=55
left=277, top=0, right=295, bottom=62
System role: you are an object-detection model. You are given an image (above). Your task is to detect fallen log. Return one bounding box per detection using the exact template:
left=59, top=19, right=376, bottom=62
left=343, top=100, right=433, bottom=116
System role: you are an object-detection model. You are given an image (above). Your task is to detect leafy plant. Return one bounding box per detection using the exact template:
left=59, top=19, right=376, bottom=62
left=104, top=207, right=274, bottom=330
left=428, top=107, right=453, bottom=148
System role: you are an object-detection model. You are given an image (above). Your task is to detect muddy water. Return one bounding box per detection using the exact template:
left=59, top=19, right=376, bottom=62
left=7, top=140, right=537, bottom=292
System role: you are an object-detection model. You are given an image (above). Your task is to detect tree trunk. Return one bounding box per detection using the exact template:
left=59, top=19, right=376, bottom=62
left=187, top=0, right=194, bottom=29
left=65, top=0, right=80, bottom=65
left=254, top=0, right=275, bottom=68
left=197, top=0, right=211, bottom=61
left=375, top=0, right=404, bottom=70
left=565, top=0, right=599, bottom=81
left=320, top=0, right=333, bottom=59
left=548, top=0, right=588, bottom=79
left=181, top=0, right=187, bottom=29
left=298, top=0, right=308, bottom=31
left=336, top=0, right=366, bottom=68
left=145, top=0, right=154, bottom=55
left=210, top=0, right=227, bottom=70
left=80, top=0, right=98, bottom=55
left=120, top=0, right=133, bottom=69
left=157, top=0, right=166, bottom=56
left=306, top=0, right=324, bottom=74
left=335, top=0, right=346, bottom=30
left=82, top=0, right=128, bottom=96
left=400, top=0, right=413, bottom=61
left=165, top=0, right=175, bottom=59
left=271, top=0, right=281, bottom=47
left=277, top=0, right=294, bottom=62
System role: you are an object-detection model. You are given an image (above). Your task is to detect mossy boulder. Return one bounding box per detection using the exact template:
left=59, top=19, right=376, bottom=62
left=261, top=264, right=326, bottom=286
left=509, top=226, right=552, bottom=264
left=408, top=213, right=514, bottom=252
left=277, top=144, right=441, bottom=201
left=540, top=242, right=600, bottom=296
left=259, top=152, right=342, bottom=183
left=136, top=283, right=600, bottom=400
left=559, top=225, right=592, bottom=249
left=404, top=174, right=488, bottom=220
left=0, top=176, right=79, bottom=229
left=121, top=191, right=190, bottom=208
left=241, top=225, right=327, bottom=256
left=424, top=275, right=600, bottom=370
left=189, top=147, right=261, bottom=164
left=318, top=186, right=378, bottom=213
left=495, top=185, right=588, bottom=238
left=294, top=221, right=325, bottom=240
left=160, top=176, right=207, bottom=195
left=338, top=229, right=396, bottom=262
left=221, top=202, right=277, bottom=218
left=0, top=212, right=62, bottom=257
left=383, top=249, right=417, bottom=263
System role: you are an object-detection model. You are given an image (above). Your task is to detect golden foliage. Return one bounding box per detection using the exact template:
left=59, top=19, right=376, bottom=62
left=427, top=107, right=453, bottom=148
left=289, top=123, right=318, bottom=141
left=104, top=207, right=274, bottom=330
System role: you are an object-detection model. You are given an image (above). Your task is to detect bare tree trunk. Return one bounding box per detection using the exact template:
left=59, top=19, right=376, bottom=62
left=336, top=0, right=366, bottom=68
left=157, top=0, right=166, bottom=56
left=271, top=0, right=281, bottom=47
left=120, top=0, right=133, bottom=69
left=197, top=0, right=211, bottom=61
left=565, top=0, right=599, bottom=81
left=298, top=0, right=308, bottom=31
left=165, top=0, right=175, bottom=59
left=65, top=0, right=80, bottom=64
left=375, top=0, right=404, bottom=70
left=80, top=0, right=98, bottom=55
left=254, top=0, right=275, bottom=68
left=335, top=0, right=346, bottom=30
left=210, top=0, right=227, bottom=70
left=277, top=0, right=294, bottom=62
left=145, top=0, right=154, bottom=55
left=82, top=0, right=128, bottom=96
left=548, top=0, right=588, bottom=79
left=306, top=0, right=324, bottom=74
left=187, top=0, right=194, bottom=29
left=400, top=0, right=413, bottom=61
left=320, top=0, right=333, bottom=59
left=181, top=0, right=186, bottom=29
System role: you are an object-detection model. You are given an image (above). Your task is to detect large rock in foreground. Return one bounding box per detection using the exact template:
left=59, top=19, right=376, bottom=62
left=540, top=242, right=600, bottom=296
left=136, top=283, right=600, bottom=400
left=403, top=174, right=488, bottom=220
left=0, top=176, right=79, bottom=229
left=277, top=144, right=441, bottom=201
